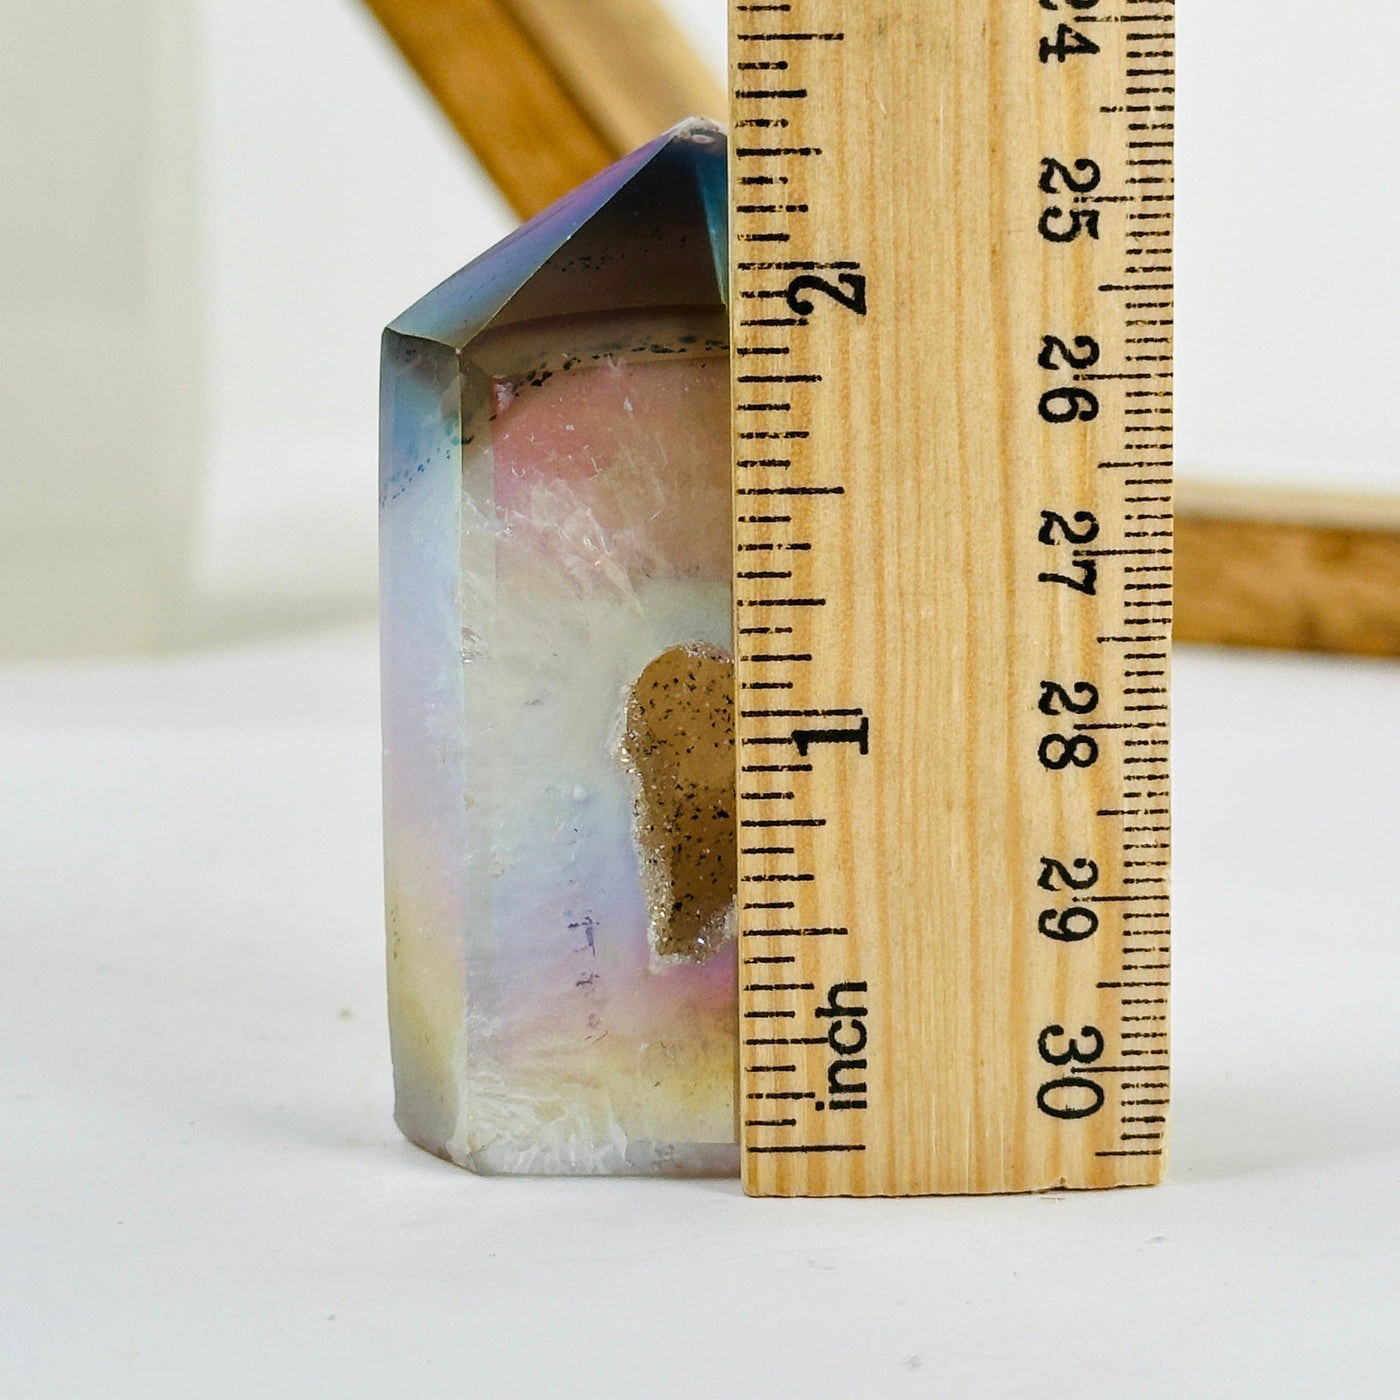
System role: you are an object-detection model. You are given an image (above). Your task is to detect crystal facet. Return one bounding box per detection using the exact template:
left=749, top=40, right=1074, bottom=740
left=380, top=122, right=738, bottom=1174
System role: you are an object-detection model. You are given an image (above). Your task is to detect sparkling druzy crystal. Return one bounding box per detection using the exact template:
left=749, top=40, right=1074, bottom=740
left=380, top=121, right=739, bottom=1174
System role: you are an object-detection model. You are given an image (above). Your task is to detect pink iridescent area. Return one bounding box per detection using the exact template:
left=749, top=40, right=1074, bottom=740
left=493, top=352, right=731, bottom=588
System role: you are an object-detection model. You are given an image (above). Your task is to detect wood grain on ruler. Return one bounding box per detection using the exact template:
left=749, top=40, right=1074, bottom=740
left=1176, top=483, right=1400, bottom=656
left=730, top=0, right=1172, bottom=1194
left=360, top=0, right=723, bottom=218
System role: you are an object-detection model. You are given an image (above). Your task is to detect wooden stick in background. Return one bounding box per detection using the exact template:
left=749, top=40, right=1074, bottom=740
left=360, top=0, right=724, bottom=218
left=508, top=0, right=725, bottom=153
left=1176, top=483, right=1400, bottom=658
left=362, top=0, right=1400, bottom=661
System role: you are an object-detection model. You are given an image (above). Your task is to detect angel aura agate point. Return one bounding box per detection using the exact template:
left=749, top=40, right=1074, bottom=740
left=380, top=121, right=740, bottom=1175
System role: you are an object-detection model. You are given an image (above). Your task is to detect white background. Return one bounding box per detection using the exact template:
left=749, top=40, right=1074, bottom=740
left=4, top=2, right=1400, bottom=1395
left=3, top=630, right=1398, bottom=1397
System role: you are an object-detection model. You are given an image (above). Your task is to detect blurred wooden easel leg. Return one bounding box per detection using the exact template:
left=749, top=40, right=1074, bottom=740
left=1177, top=484, right=1400, bottom=657
left=360, top=0, right=723, bottom=218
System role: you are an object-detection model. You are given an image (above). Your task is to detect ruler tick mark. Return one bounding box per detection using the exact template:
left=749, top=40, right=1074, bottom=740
left=747, top=1145, right=866, bottom=1155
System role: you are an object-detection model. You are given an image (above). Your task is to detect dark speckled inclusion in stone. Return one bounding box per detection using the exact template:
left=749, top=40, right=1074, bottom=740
left=618, top=643, right=736, bottom=962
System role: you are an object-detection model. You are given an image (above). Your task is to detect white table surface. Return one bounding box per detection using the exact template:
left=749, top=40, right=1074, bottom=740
left=3, top=624, right=1397, bottom=1399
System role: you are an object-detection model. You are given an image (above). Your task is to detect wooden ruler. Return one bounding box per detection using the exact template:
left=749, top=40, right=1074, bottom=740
left=730, top=0, right=1173, bottom=1194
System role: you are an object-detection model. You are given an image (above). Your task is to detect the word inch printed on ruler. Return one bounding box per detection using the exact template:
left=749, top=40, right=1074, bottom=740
left=729, top=0, right=1173, bottom=1195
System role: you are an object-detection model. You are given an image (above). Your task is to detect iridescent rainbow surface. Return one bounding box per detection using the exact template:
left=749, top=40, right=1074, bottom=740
left=380, top=123, right=739, bottom=1173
